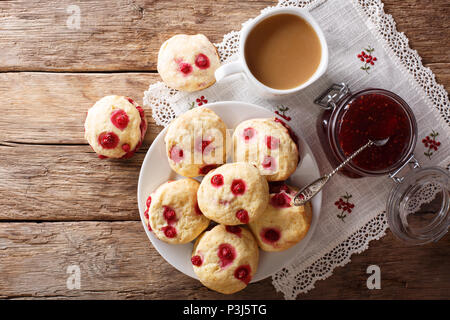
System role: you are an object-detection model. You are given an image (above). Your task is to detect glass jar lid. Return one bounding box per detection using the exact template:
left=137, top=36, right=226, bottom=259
left=387, top=166, right=450, bottom=245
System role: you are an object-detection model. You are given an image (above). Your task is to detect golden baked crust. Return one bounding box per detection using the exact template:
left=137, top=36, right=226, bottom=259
left=157, top=34, right=221, bottom=92
left=84, top=95, right=145, bottom=158
left=192, top=224, right=259, bottom=294
left=197, top=162, right=269, bottom=225
left=145, top=179, right=210, bottom=244
left=233, top=118, right=299, bottom=181
left=164, top=107, right=228, bottom=177
left=249, top=184, right=312, bottom=251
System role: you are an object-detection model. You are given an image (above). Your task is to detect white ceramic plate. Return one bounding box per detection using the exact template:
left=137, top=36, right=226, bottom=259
left=137, top=101, right=322, bottom=282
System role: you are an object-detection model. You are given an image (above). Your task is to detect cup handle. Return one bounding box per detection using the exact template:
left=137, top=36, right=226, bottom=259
left=215, top=61, right=244, bottom=82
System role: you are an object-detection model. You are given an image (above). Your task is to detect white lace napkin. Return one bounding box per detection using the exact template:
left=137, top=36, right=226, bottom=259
left=143, top=0, right=449, bottom=299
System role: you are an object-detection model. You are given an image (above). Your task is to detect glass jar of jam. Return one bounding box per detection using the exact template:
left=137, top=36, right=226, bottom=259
left=315, top=83, right=449, bottom=244
left=316, top=83, right=417, bottom=178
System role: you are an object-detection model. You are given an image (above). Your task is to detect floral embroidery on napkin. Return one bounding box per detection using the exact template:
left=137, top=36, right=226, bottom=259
left=335, top=192, right=355, bottom=222
left=196, top=96, right=208, bottom=106
left=423, top=129, right=441, bottom=159
left=189, top=95, right=208, bottom=109
left=275, top=105, right=292, bottom=121
left=357, top=45, right=377, bottom=74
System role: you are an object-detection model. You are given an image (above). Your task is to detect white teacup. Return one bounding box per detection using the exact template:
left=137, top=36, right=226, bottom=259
left=215, top=7, right=328, bottom=97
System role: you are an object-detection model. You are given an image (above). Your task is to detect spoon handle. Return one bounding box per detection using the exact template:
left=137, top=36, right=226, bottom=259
left=292, top=175, right=330, bottom=206
left=292, top=140, right=374, bottom=206
left=328, top=140, right=373, bottom=177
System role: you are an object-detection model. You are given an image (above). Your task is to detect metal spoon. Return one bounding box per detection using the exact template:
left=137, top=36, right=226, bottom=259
left=292, top=137, right=390, bottom=206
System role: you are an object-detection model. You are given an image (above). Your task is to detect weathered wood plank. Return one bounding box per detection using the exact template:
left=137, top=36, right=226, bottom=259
left=0, top=0, right=448, bottom=301
left=0, top=72, right=162, bottom=221
left=383, top=0, right=450, bottom=63
left=0, top=144, right=145, bottom=221
left=0, top=0, right=448, bottom=71
left=0, top=61, right=448, bottom=146
left=309, top=231, right=450, bottom=300
left=0, top=72, right=162, bottom=144
left=0, top=221, right=281, bottom=299
left=0, top=0, right=274, bottom=71
left=0, top=221, right=448, bottom=299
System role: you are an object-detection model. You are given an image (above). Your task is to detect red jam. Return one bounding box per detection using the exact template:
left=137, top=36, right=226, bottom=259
left=230, top=179, right=246, bottom=196
left=217, top=243, right=236, bottom=268
left=265, top=136, right=279, bottom=150
left=337, top=93, right=412, bottom=172
left=162, top=226, right=177, bottom=238
left=179, top=62, right=193, bottom=75
left=261, top=228, right=281, bottom=243
left=195, top=53, right=210, bottom=69
left=98, top=132, right=119, bottom=149
left=270, top=192, right=291, bottom=208
left=110, top=109, right=129, bottom=130
left=242, top=127, right=256, bottom=142
left=235, top=209, right=249, bottom=224
left=169, top=145, right=184, bottom=163
left=195, top=139, right=213, bottom=153
left=199, top=164, right=218, bottom=175
left=234, top=265, right=252, bottom=284
left=225, top=225, right=242, bottom=237
left=211, top=174, right=224, bottom=187
left=191, top=255, right=203, bottom=267
left=163, top=206, right=177, bottom=224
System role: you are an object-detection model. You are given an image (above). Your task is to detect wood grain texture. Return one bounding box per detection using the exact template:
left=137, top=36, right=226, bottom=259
left=0, top=221, right=280, bottom=299
left=0, top=144, right=145, bottom=221
left=0, top=73, right=161, bottom=144
left=0, top=0, right=273, bottom=72
left=0, top=222, right=448, bottom=299
left=0, top=0, right=448, bottom=71
left=0, top=73, right=161, bottom=221
left=382, top=0, right=450, bottom=64
left=0, top=0, right=449, bottom=300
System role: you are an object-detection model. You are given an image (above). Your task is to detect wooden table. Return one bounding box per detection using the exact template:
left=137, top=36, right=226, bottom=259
left=0, top=0, right=448, bottom=300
